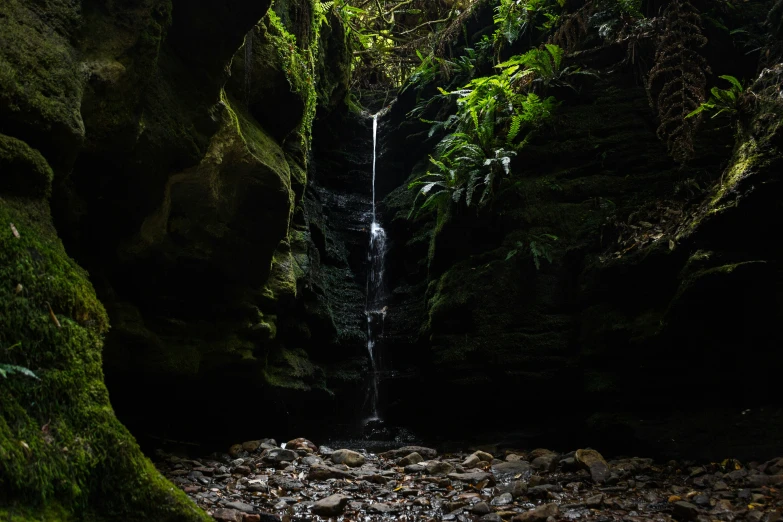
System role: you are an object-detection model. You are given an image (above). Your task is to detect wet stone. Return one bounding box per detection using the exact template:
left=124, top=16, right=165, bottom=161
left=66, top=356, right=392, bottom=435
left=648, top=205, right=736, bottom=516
left=330, top=449, right=366, bottom=467
left=492, top=460, right=531, bottom=479
left=481, top=514, right=503, bottom=522
left=426, top=460, right=456, bottom=475
left=261, top=448, right=297, bottom=464
left=157, top=442, right=783, bottom=522
left=398, top=452, right=424, bottom=466
left=491, top=492, right=513, bottom=506
left=312, top=494, right=349, bottom=516
left=224, top=501, right=254, bottom=513
left=672, top=501, right=700, bottom=520
left=512, top=503, right=560, bottom=522
left=576, top=449, right=610, bottom=484
left=381, top=446, right=437, bottom=459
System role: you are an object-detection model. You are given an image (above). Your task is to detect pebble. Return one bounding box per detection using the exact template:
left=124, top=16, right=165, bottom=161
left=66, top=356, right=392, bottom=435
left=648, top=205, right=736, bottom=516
left=154, top=437, right=783, bottom=522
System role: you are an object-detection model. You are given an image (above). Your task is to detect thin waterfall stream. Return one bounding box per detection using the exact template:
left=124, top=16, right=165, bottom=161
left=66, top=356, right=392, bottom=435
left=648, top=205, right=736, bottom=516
left=364, top=111, right=388, bottom=422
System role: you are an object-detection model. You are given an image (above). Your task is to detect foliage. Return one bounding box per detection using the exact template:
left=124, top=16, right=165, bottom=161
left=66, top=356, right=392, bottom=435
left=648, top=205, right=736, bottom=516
left=333, top=0, right=483, bottom=90
left=408, top=46, right=567, bottom=216
left=504, top=234, right=559, bottom=269
left=496, top=43, right=598, bottom=93
left=0, top=344, right=38, bottom=380
left=686, top=75, right=744, bottom=120
left=266, top=9, right=318, bottom=149
left=604, top=0, right=643, bottom=18
left=494, top=0, right=566, bottom=48
left=646, top=0, right=710, bottom=163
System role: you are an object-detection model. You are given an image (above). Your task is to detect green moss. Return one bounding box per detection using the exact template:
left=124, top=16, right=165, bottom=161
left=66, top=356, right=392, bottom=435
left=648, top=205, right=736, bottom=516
left=265, top=5, right=318, bottom=151
left=710, top=138, right=762, bottom=206
left=0, top=1, right=85, bottom=145
left=0, top=134, right=54, bottom=198
left=220, top=89, right=293, bottom=187
left=262, top=346, right=324, bottom=391
left=262, top=243, right=298, bottom=303
left=0, top=501, right=72, bottom=522
left=0, top=197, right=208, bottom=521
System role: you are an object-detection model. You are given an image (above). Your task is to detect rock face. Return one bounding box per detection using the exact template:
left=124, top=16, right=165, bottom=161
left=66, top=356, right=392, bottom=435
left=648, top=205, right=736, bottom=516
left=0, top=0, right=359, bottom=448
left=377, top=0, right=783, bottom=459
left=0, top=0, right=352, bottom=519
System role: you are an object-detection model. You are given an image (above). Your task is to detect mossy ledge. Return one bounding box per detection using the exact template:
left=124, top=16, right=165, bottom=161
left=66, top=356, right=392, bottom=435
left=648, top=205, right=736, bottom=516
left=0, top=196, right=208, bottom=522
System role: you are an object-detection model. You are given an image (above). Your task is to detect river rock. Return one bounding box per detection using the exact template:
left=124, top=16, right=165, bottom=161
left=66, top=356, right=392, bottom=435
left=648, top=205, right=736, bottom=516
left=308, top=464, right=353, bottom=480
left=426, top=460, right=455, bottom=475
left=586, top=493, right=604, bottom=507
left=331, top=449, right=366, bottom=467
left=213, top=508, right=242, bottom=522
left=492, top=460, right=531, bottom=479
left=575, top=448, right=610, bottom=484
left=672, top=501, right=700, bottom=520
left=229, top=444, right=244, bottom=458
left=491, top=492, right=513, bottom=506
left=302, top=455, right=323, bottom=466
left=462, top=454, right=481, bottom=468
left=495, top=480, right=527, bottom=498
left=448, top=471, right=495, bottom=486
left=242, top=440, right=262, bottom=452
left=225, top=501, right=254, bottom=513
left=368, top=502, right=399, bottom=514
left=269, top=475, right=304, bottom=491
left=399, top=452, right=424, bottom=466
left=511, top=503, right=560, bottom=522
left=481, top=515, right=502, bottom=522
left=312, top=494, right=349, bottom=516
left=531, top=454, right=558, bottom=472
left=285, top=438, right=317, bottom=453
left=473, top=450, right=494, bottom=462
left=405, top=463, right=426, bottom=473
left=380, top=446, right=438, bottom=459
left=261, top=448, right=297, bottom=464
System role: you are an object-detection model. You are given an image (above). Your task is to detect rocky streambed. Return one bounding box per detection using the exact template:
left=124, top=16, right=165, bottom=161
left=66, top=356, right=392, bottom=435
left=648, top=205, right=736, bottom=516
left=155, top=439, right=783, bottom=522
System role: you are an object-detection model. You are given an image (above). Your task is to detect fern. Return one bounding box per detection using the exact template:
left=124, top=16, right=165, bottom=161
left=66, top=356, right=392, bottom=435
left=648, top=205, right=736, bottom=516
left=496, top=44, right=596, bottom=94
left=646, top=0, right=711, bottom=163
left=0, top=363, right=39, bottom=380
left=686, top=75, right=744, bottom=119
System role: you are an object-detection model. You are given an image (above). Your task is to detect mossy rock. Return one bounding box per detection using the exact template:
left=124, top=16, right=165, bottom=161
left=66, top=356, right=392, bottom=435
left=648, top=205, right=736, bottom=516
left=0, top=0, right=85, bottom=165
left=227, top=20, right=306, bottom=142
left=0, top=197, right=208, bottom=521
left=0, top=134, right=54, bottom=198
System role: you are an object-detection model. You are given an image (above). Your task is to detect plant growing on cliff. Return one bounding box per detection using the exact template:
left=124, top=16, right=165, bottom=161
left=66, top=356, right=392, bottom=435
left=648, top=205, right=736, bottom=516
left=409, top=58, right=558, bottom=215
left=686, top=75, right=744, bottom=120
left=0, top=363, right=38, bottom=379
left=505, top=234, right=559, bottom=269
left=0, top=342, right=38, bottom=380
left=496, top=43, right=596, bottom=94
left=646, top=0, right=710, bottom=163
left=494, top=0, right=566, bottom=48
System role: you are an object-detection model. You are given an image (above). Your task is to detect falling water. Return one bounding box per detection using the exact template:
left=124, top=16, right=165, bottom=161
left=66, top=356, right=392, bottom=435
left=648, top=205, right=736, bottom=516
left=365, top=112, right=388, bottom=421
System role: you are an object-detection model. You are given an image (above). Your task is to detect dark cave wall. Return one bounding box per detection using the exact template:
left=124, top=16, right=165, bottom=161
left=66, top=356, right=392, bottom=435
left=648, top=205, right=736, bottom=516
left=0, top=0, right=356, bottom=518
left=377, top=0, right=783, bottom=459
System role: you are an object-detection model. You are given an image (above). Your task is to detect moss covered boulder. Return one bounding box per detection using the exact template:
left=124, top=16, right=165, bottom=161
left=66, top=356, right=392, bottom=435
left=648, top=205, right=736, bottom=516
left=0, top=190, right=208, bottom=520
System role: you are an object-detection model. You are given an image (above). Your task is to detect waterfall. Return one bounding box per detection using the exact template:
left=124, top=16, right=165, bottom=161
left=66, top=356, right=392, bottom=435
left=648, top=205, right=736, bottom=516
left=365, top=112, right=388, bottom=422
